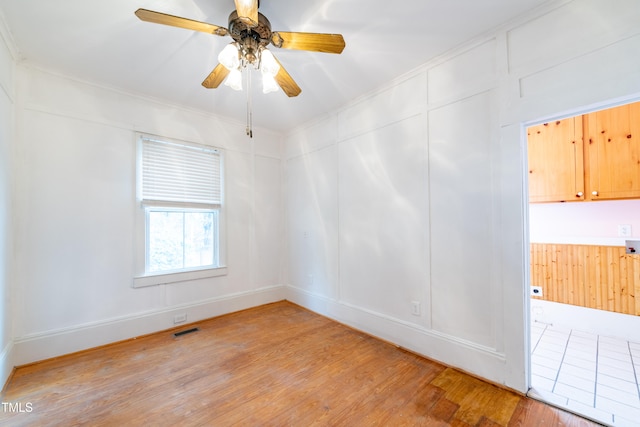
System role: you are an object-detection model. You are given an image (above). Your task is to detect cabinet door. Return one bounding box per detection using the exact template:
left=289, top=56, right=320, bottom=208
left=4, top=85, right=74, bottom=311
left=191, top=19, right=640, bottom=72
left=584, top=101, right=640, bottom=200
left=527, top=117, right=584, bottom=203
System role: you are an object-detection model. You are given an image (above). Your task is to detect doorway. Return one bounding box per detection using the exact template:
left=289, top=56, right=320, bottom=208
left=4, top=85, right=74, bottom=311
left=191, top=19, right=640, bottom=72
left=525, top=100, right=640, bottom=425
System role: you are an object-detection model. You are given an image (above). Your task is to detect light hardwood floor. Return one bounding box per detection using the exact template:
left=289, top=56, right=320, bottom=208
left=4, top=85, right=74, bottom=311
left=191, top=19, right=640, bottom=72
left=1, top=301, right=598, bottom=426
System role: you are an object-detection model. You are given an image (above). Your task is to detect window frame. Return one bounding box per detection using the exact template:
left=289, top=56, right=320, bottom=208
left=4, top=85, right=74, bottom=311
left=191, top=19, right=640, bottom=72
left=133, top=133, right=227, bottom=288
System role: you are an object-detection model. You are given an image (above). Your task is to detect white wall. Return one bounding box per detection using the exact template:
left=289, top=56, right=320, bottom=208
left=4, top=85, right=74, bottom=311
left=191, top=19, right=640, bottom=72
left=0, top=17, right=15, bottom=387
left=284, top=0, right=640, bottom=393
left=530, top=199, right=640, bottom=245
left=10, top=66, right=285, bottom=365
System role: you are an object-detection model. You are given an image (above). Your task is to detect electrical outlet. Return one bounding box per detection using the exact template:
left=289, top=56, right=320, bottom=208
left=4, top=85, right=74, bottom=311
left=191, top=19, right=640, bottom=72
left=411, top=301, right=421, bottom=316
left=618, top=224, right=632, bottom=237
left=173, top=313, right=187, bottom=324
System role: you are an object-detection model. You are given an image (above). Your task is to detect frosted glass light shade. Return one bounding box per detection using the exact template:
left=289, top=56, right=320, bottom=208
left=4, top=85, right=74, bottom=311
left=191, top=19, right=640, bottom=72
left=224, top=69, right=243, bottom=91
left=260, top=49, right=280, bottom=76
left=218, top=44, right=240, bottom=70
left=262, top=74, right=279, bottom=94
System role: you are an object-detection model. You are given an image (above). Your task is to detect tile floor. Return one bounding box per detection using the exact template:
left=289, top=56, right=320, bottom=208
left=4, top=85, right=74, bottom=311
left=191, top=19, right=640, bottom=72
left=530, top=321, right=640, bottom=426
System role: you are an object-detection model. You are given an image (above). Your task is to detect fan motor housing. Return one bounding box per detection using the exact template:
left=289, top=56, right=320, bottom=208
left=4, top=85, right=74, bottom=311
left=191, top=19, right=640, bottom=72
left=228, top=11, right=271, bottom=47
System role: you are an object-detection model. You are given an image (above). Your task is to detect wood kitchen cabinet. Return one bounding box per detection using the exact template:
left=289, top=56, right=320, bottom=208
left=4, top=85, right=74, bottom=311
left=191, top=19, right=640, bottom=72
left=528, top=100, right=640, bottom=203
left=583, top=101, right=640, bottom=200
left=527, top=116, right=584, bottom=203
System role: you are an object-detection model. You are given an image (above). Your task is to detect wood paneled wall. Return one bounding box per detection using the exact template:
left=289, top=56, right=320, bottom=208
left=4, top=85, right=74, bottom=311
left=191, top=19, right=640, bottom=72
left=530, top=243, right=640, bottom=316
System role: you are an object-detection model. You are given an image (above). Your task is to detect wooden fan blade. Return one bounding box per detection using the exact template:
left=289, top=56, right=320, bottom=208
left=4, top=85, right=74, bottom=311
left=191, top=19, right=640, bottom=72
left=233, top=0, right=259, bottom=27
left=271, top=32, right=345, bottom=54
left=135, top=9, right=228, bottom=36
left=202, top=64, right=231, bottom=89
left=273, top=57, right=301, bottom=97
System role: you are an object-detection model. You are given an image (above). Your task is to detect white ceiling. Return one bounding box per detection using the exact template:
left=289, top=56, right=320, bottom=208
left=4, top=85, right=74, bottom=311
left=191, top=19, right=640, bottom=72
left=0, top=0, right=552, bottom=132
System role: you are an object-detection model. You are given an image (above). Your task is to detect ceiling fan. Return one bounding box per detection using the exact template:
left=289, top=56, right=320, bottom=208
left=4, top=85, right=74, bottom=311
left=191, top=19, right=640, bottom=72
left=134, top=0, right=346, bottom=98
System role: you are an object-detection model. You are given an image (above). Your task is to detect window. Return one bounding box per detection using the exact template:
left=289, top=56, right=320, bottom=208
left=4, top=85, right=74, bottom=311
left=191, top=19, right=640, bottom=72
left=133, top=134, right=226, bottom=287
left=146, top=208, right=218, bottom=273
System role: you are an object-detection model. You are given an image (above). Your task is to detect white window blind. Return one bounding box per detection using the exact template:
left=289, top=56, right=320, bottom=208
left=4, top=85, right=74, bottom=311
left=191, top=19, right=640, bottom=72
left=141, top=137, right=222, bottom=205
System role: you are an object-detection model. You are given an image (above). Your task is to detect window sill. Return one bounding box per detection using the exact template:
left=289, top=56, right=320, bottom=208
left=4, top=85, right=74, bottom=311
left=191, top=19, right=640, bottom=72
left=133, top=266, right=228, bottom=288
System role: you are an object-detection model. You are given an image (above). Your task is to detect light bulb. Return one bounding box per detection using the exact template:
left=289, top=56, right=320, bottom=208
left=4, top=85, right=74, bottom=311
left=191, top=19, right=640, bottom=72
left=262, top=73, right=279, bottom=94
left=224, top=69, right=243, bottom=91
left=218, top=44, right=240, bottom=70
left=260, top=49, right=280, bottom=77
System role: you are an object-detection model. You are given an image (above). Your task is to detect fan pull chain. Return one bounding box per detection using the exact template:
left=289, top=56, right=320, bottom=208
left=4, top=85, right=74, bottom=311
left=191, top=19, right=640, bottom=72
left=246, top=69, right=253, bottom=138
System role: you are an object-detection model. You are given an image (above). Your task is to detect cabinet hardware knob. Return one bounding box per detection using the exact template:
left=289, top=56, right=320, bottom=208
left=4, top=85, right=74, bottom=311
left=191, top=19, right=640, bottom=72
left=576, top=192, right=583, bottom=197
left=592, top=191, right=598, bottom=196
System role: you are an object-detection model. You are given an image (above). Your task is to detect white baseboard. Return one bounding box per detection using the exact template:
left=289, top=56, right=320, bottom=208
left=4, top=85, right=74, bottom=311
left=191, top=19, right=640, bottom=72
left=12, top=285, right=286, bottom=366
left=1, top=340, right=14, bottom=390
left=284, top=285, right=520, bottom=391
left=531, top=299, right=640, bottom=342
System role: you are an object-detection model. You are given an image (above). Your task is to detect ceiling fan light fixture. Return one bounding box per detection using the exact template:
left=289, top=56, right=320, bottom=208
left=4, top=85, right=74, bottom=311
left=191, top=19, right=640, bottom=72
left=259, top=49, right=279, bottom=76
left=218, top=43, right=240, bottom=70
left=259, top=48, right=280, bottom=94
left=262, top=74, right=279, bottom=94
left=224, top=68, right=243, bottom=91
